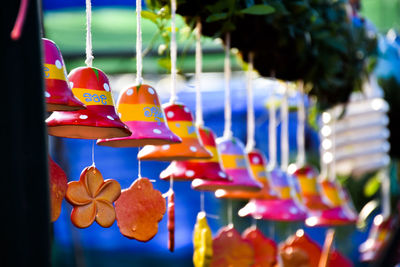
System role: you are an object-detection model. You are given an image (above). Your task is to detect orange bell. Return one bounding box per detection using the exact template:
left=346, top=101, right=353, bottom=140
left=192, top=136, right=263, bottom=192
left=46, top=67, right=131, bottom=139
left=42, top=38, right=86, bottom=112
left=214, top=148, right=277, bottom=199
left=137, top=102, right=212, bottom=161
left=97, top=84, right=181, bottom=147
left=159, top=126, right=231, bottom=182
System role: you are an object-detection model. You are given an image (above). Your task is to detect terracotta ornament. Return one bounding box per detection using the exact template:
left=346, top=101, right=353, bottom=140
left=48, top=155, right=68, bottom=222
left=193, top=136, right=263, bottom=192
left=42, top=38, right=85, bottom=112
left=65, top=165, right=121, bottom=228
left=279, top=229, right=322, bottom=267
left=239, top=168, right=307, bottom=221
left=193, top=212, right=213, bottom=267
left=160, top=126, right=230, bottom=183
left=115, top=178, right=166, bottom=242
left=242, top=226, right=277, bottom=267
left=138, top=103, right=212, bottom=161
left=46, top=66, right=131, bottom=139
left=97, top=84, right=181, bottom=147
left=168, top=191, right=175, bottom=252
left=215, top=148, right=277, bottom=199
left=210, top=225, right=254, bottom=267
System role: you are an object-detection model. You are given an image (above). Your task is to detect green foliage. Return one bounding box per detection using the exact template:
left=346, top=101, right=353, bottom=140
left=146, top=0, right=378, bottom=111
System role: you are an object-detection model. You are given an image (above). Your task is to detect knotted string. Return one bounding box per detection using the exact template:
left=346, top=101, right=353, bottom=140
left=245, top=52, right=255, bottom=152
left=223, top=33, right=233, bottom=139
left=169, top=0, right=178, bottom=104
left=85, top=0, right=94, bottom=67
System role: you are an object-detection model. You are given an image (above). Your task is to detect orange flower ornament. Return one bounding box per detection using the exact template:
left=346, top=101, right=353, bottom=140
left=65, top=165, right=121, bottom=228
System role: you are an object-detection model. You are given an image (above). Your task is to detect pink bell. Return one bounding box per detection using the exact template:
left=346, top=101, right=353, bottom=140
left=137, top=103, right=212, bottom=161
left=159, top=126, right=231, bottom=182
left=97, top=84, right=181, bottom=147
left=192, top=136, right=263, bottom=192
left=238, top=168, right=307, bottom=221
left=213, top=148, right=277, bottom=199
left=43, top=38, right=85, bottom=112
left=46, top=66, right=131, bottom=139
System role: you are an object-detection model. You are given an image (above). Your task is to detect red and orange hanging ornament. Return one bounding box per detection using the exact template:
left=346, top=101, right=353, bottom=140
left=46, top=0, right=131, bottom=140
left=43, top=38, right=86, bottom=112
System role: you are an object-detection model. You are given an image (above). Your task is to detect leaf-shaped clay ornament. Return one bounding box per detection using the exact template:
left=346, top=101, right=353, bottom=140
left=193, top=212, right=213, bottom=267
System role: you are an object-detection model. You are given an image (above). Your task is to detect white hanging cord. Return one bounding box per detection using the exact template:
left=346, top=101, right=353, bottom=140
left=195, top=19, right=204, bottom=127
left=328, top=120, right=336, bottom=182
left=136, top=0, right=143, bottom=84
left=91, top=140, right=95, bottom=167
left=85, top=0, right=94, bottom=67
left=169, top=0, right=178, bottom=104
left=245, top=52, right=255, bottom=152
left=223, top=33, right=233, bottom=139
left=296, top=82, right=306, bottom=167
left=227, top=199, right=233, bottom=226
left=138, top=147, right=142, bottom=179
left=200, top=191, right=205, bottom=213
left=280, top=83, right=289, bottom=171
left=268, top=88, right=277, bottom=170
left=381, top=167, right=391, bottom=220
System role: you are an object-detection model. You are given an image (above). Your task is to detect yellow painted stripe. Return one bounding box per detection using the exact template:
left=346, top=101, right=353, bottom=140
left=298, top=177, right=318, bottom=195
left=322, top=186, right=342, bottom=206
left=188, top=146, right=219, bottom=163
left=249, top=165, right=267, bottom=180
left=43, top=63, right=67, bottom=81
left=220, top=154, right=246, bottom=169
left=118, top=103, right=165, bottom=123
left=72, top=88, right=114, bottom=106
left=277, top=187, right=291, bottom=200
left=167, top=121, right=197, bottom=138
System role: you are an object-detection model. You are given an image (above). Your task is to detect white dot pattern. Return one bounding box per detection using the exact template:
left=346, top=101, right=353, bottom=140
left=185, top=170, right=195, bottom=177
left=126, top=88, right=133, bottom=96
left=55, top=60, right=62, bottom=69
left=103, top=83, right=110, bottom=92
left=153, top=129, right=162, bottom=134
left=107, top=115, right=114, bottom=120
left=79, top=115, right=88, bottom=119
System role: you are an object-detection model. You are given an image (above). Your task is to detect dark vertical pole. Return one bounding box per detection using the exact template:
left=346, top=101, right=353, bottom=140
left=1, top=0, right=50, bottom=266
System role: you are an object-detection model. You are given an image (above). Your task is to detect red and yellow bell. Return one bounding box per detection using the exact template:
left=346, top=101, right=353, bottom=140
left=192, top=136, right=262, bottom=192
left=43, top=38, right=85, bottom=112
left=137, top=103, right=212, bottom=161
left=159, top=126, right=230, bottom=182
left=46, top=67, right=131, bottom=139
left=97, top=84, right=181, bottom=147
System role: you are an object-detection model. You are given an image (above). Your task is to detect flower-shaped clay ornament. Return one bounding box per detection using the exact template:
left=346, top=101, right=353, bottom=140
left=49, top=155, right=68, bottom=222
left=115, top=178, right=166, bottom=242
left=65, top=165, right=121, bottom=228
left=211, top=225, right=254, bottom=267
left=242, top=226, right=277, bottom=267
left=193, top=212, right=213, bottom=267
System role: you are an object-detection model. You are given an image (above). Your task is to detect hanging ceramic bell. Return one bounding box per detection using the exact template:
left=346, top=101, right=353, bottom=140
left=214, top=148, right=277, bottom=199
left=305, top=180, right=357, bottom=226
left=279, top=229, right=322, bottom=267
left=192, top=136, right=263, bottom=192
left=137, top=102, right=212, bottom=161
left=46, top=66, right=131, bottom=139
left=359, top=214, right=395, bottom=262
left=238, top=168, right=307, bottom=221
left=43, top=38, right=85, bottom=112
left=97, top=84, right=181, bottom=147
left=159, top=126, right=230, bottom=182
